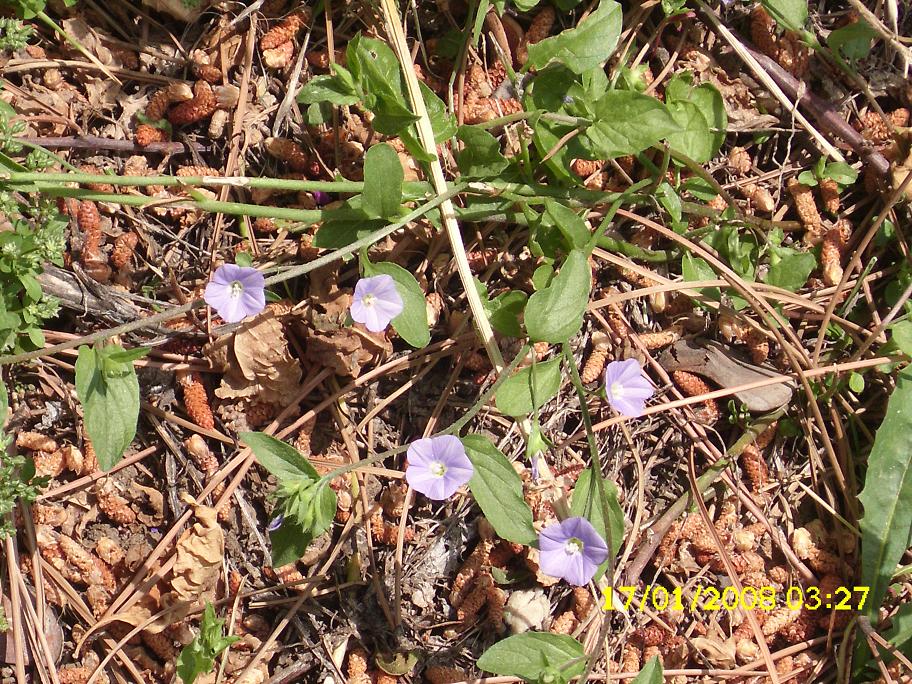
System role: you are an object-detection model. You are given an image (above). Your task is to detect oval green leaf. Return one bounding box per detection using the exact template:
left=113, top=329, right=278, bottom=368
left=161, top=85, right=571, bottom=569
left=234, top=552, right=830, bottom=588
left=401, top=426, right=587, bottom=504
left=462, top=434, right=537, bottom=545
left=494, top=357, right=563, bottom=417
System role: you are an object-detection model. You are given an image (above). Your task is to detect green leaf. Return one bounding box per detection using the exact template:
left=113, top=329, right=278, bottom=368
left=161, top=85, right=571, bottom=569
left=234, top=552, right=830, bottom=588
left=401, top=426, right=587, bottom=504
left=571, top=468, right=624, bottom=557
left=631, top=656, right=663, bottom=684
left=240, top=432, right=320, bottom=482
left=822, top=161, right=859, bottom=186
left=363, top=261, right=430, bottom=348
left=858, top=367, right=912, bottom=653
left=797, top=170, right=819, bottom=186
left=525, top=250, right=591, bottom=343
left=760, top=0, right=808, bottom=31
left=682, top=253, right=721, bottom=302
left=543, top=199, right=590, bottom=250
left=487, top=291, right=528, bottom=337
left=586, top=91, right=680, bottom=159
left=420, top=81, right=457, bottom=143
left=456, top=125, right=510, bottom=177
left=347, top=34, right=402, bottom=97
left=477, top=632, right=586, bottom=681
left=828, top=19, right=876, bottom=61
left=482, top=288, right=528, bottom=338
left=526, top=0, right=622, bottom=74
left=297, top=71, right=361, bottom=106
left=314, top=215, right=385, bottom=248
left=75, top=344, right=141, bottom=471
left=764, top=246, right=816, bottom=292
left=361, top=143, right=403, bottom=219
left=849, top=372, right=865, bottom=394
left=656, top=182, right=682, bottom=223
left=269, top=516, right=313, bottom=567
left=883, top=602, right=912, bottom=662
left=664, top=74, right=727, bottom=163
left=375, top=650, right=420, bottom=676
left=666, top=100, right=714, bottom=163
left=463, top=435, right=537, bottom=545
left=177, top=603, right=239, bottom=684
left=495, top=357, right=563, bottom=417
left=890, top=320, right=912, bottom=356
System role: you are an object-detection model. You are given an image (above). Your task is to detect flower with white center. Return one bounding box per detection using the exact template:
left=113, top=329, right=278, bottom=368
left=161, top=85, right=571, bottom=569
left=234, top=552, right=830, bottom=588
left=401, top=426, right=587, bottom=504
left=203, top=264, right=266, bottom=323
left=405, top=435, right=474, bottom=500
left=604, top=358, right=654, bottom=418
left=350, top=274, right=404, bottom=333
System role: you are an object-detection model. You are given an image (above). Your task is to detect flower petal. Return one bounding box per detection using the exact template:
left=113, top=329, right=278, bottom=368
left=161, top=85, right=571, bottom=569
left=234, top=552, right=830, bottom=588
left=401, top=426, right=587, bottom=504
left=539, top=522, right=570, bottom=551
left=611, top=395, right=646, bottom=418
left=406, top=438, right=436, bottom=466
left=406, top=467, right=450, bottom=500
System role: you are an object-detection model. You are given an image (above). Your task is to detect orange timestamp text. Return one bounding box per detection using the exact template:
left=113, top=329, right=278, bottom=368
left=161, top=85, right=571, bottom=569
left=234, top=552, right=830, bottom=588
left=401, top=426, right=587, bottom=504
left=601, top=585, right=870, bottom=612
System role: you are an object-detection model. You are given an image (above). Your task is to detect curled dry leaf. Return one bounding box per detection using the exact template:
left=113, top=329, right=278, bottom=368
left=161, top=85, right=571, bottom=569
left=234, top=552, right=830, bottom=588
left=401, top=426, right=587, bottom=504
left=209, top=309, right=303, bottom=405
left=171, top=501, right=224, bottom=603
left=301, top=286, right=392, bottom=378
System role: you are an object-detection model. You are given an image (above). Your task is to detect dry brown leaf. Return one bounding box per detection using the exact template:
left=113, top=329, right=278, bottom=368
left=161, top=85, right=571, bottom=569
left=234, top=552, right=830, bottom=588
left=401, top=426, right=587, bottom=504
left=302, top=286, right=391, bottom=377
left=108, top=584, right=192, bottom=634
left=691, top=636, right=738, bottom=668
left=171, top=502, right=223, bottom=603
left=212, top=310, right=302, bottom=404
left=60, top=19, right=124, bottom=108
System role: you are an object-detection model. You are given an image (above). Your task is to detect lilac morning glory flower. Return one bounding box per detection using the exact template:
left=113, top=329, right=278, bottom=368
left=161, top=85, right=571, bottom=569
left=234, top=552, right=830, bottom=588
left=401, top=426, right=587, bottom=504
left=604, top=358, right=654, bottom=418
left=267, top=514, right=284, bottom=532
left=538, top=517, right=609, bottom=586
left=405, top=435, right=474, bottom=500
left=204, top=264, right=266, bottom=324
left=350, top=274, right=404, bottom=333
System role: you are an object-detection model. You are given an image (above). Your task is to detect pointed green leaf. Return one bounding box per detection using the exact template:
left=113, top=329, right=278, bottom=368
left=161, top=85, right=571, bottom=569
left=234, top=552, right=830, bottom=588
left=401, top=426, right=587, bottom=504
left=525, top=250, right=591, bottom=343
left=495, top=357, right=563, bottom=417
left=586, top=91, right=680, bottom=159
left=631, top=656, right=663, bottom=684
left=75, top=344, right=141, bottom=471
left=858, top=367, right=912, bottom=667
left=477, top=632, right=586, bottom=681
left=463, top=434, right=537, bottom=545
left=362, top=143, right=403, bottom=219
left=526, top=0, right=622, bottom=74
left=240, top=432, right=319, bottom=482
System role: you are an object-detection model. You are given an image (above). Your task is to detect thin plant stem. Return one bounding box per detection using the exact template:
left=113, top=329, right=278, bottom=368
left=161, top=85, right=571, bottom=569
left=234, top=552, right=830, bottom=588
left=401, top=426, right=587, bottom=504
left=0, top=186, right=463, bottom=366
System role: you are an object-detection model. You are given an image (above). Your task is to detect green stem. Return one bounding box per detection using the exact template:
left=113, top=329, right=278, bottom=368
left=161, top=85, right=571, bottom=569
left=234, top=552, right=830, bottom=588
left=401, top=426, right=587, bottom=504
left=561, top=343, right=614, bottom=580
left=596, top=235, right=674, bottom=262
left=0, top=186, right=464, bottom=366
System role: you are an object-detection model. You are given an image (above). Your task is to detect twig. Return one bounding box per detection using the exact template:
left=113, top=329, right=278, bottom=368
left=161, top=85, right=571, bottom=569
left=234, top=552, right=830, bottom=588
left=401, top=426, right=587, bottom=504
left=379, top=0, right=506, bottom=374
left=741, top=46, right=890, bottom=177
left=695, top=0, right=848, bottom=164
left=15, top=136, right=209, bottom=154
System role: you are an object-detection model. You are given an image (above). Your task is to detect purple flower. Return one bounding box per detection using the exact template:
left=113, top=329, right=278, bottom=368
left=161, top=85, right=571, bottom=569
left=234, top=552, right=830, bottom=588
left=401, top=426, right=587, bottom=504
left=604, top=359, right=654, bottom=418
left=538, top=517, right=609, bottom=586
left=267, top=514, right=284, bottom=532
left=405, top=435, right=474, bottom=500
left=204, top=264, right=266, bottom=324
left=312, top=190, right=332, bottom=206
left=350, top=274, right=404, bottom=333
